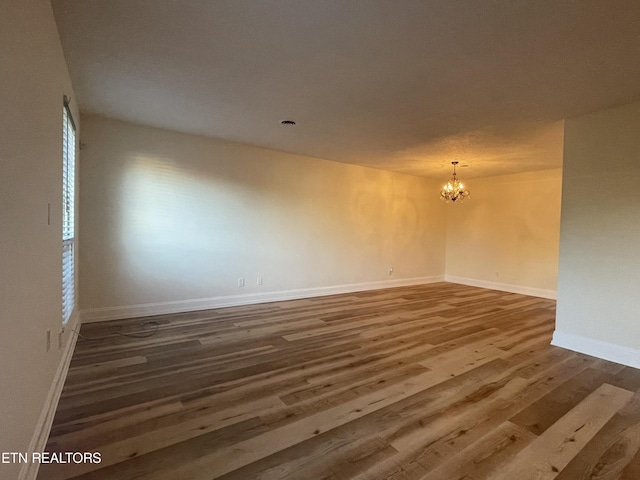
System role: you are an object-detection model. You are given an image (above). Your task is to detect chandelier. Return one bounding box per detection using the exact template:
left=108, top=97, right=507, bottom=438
left=440, top=161, right=469, bottom=203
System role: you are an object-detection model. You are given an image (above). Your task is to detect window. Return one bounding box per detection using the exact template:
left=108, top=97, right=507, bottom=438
left=62, top=97, right=76, bottom=324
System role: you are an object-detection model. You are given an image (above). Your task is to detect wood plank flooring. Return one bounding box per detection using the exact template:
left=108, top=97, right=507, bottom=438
left=39, top=283, right=640, bottom=479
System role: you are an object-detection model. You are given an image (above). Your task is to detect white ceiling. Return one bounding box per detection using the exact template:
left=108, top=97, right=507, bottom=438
left=51, top=0, right=640, bottom=179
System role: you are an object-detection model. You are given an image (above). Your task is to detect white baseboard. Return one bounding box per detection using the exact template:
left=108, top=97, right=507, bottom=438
left=551, top=330, right=640, bottom=369
left=81, top=276, right=445, bottom=322
left=19, top=320, right=79, bottom=480
left=444, top=275, right=556, bottom=299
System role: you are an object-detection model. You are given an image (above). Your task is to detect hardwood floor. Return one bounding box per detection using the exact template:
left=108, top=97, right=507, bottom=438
left=40, top=283, right=640, bottom=479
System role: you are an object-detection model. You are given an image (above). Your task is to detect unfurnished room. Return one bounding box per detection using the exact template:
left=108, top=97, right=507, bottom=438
left=2, top=1, right=640, bottom=479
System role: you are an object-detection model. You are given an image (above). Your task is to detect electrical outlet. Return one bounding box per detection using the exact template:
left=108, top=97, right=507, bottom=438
left=238, top=277, right=245, bottom=287
left=388, top=267, right=394, bottom=275
left=46, top=329, right=51, bottom=352
left=257, top=275, right=263, bottom=285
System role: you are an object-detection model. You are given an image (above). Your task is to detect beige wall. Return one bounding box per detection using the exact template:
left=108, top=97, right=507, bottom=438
left=554, top=101, right=640, bottom=365
left=79, top=115, right=447, bottom=317
left=445, top=169, right=563, bottom=298
left=0, top=1, right=80, bottom=478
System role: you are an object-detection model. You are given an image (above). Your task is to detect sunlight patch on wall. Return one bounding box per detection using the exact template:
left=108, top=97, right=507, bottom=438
left=118, top=155, right=230, bottom=286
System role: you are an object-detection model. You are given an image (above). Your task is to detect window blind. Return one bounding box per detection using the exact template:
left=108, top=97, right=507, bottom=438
left=62, top=103, right=76, bottom=324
